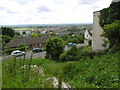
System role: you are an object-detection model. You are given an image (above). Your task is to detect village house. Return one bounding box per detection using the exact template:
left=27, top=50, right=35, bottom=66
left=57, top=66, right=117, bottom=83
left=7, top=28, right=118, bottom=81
left=84, top=29, right=92, bottom=45
left=6, top=35, right=54, bottom=49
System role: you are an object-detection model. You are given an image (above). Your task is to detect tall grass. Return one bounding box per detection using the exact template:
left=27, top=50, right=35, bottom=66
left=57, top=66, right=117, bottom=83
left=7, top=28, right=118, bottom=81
left=2, top=51, right=119, bottom=88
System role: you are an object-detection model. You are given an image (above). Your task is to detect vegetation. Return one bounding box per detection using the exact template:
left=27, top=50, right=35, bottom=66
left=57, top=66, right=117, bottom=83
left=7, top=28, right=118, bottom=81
left=2, top=51, right=119, bottom=88
left=45, top=37, right=65, bottom=60
left=0, top=35, right=12, bottom=43
left=61, top=33, right=84, bottom=44
left=1, top=27, right=15, bottom=38
left=99, top=1, right=120, bottom=27
left=102, top=20, right=120, bottom=51
left=30, top=33, right=39, bottom=37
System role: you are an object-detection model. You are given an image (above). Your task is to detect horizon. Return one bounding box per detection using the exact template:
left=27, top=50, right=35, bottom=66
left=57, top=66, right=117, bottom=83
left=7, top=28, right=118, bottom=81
left=0, top=23, right=92, bottom=27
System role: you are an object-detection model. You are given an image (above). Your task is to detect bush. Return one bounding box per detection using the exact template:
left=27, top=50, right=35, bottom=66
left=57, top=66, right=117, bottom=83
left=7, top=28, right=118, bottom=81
left=1, top=35, right=12, bottom=43
left=5, top=47, right=25, bottom=55
left=45, top=37, right=65, bottom=61
left=60, top=46, right=80, bottom=62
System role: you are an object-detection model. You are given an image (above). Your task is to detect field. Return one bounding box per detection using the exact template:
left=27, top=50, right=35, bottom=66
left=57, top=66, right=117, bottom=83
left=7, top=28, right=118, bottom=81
left=2, top=51, right=119, bottom=88
left=14, top=28, right=33, bottom=31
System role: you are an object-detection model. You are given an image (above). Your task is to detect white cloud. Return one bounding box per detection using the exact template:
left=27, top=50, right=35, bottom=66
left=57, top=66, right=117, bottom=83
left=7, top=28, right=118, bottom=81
left=0, top=0, right=113, bottom=25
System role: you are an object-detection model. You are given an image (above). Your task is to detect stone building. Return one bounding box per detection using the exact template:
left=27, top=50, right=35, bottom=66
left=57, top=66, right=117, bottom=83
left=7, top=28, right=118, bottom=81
left=92, top=11, right=105, bottom=51
left=92, top=0, right=120, bottom=51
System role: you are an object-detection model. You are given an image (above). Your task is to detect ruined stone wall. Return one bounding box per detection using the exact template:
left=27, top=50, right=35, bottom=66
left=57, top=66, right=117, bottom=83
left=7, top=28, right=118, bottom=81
left=92, top=11, right=105, bottom=51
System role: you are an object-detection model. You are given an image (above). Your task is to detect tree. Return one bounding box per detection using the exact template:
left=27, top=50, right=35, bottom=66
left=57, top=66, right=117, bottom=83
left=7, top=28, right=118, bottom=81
left=30, top=33, right=39, bottom=37
left=102, top=20, right=120, bottom=51
left=45, top=37, right=65, bottom=60
left=14, top=32, right=21, bottom=36
left=1, top=27, right=15, bottom=38
left=1, top=35, right=12, bottom=43
left=99, top=1, right=120, bottom=27
left=22, top=31, right=26, bottom=35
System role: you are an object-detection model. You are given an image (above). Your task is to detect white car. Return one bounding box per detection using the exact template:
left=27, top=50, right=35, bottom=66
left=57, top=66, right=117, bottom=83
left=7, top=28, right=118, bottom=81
left=11, top=50, right=25, bottom=57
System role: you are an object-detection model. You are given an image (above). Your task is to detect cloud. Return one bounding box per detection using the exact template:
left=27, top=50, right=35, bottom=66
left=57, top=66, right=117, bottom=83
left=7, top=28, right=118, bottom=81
left=0, top=0, right=113, bottom=25
left=6, top=9, right=18, bottom=14
left=12, top=0, right=32, bottom=5
left=36, top=6, right=52, bottom=13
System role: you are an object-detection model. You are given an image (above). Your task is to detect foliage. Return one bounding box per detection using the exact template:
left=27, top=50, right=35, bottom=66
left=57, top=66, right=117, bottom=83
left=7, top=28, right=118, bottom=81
left=14, top=31, right=21, bottom=36
left=30, top=33, right=39, bottom=37
left=22, top=31, right=26, bottom=35
left=62, top=52, right=119, bottom=88
left=61, top=33, right=84, bottom=44
left=50, top=32, right=56, bottom=36
left=4, top=47, right=25, bottom=55
left=2, top=51, right=119, bottom=88
left=99, top=2, right=120, bottom=27
left=88, top=40, right=92, bottom=46
left=45, top=37, right=65, bottom=60
left=60, top=46, right=80, bottom=62
left=1, top=27, right=15, bottom=38
left=0, top=35, right=12, bottom=43
left=102, top=20, right=120, bottom=51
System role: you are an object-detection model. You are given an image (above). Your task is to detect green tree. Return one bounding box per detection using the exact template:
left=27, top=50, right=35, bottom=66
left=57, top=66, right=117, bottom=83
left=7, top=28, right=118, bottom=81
left=45, top=37, right=65, bottom=60
left=14, top=32, right=21, bottom=36
left=30, top=33, right=39, bottom=37
left=102, top=20, right=120, bottom=51
left=99, top=2, right=120, bottom=27
left=1, top=27, right=15, bottom=38
left=22, top=31, right=26, bottom=35
left=0, top=35, right=12, bottom=43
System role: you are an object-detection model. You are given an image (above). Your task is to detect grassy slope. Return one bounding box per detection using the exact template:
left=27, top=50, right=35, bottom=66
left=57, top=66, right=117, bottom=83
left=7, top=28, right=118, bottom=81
left=2, top=52, right=119, bottom=88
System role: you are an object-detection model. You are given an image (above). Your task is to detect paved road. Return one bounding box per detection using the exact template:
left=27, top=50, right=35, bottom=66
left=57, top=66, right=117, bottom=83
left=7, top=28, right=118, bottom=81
left=2, top=44, right=88, bottom=60
left=2, top=51, right=46, bottom=60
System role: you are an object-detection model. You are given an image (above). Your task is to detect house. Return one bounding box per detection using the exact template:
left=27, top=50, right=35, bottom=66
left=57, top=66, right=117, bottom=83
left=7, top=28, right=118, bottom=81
left=6, top=35, right=54, bottom=49
left=84, top=29, right=92, bottom=45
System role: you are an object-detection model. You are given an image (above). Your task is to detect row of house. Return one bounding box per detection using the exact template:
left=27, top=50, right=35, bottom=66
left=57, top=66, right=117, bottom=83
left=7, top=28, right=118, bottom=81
left=6, top=35, right=54, bottom=49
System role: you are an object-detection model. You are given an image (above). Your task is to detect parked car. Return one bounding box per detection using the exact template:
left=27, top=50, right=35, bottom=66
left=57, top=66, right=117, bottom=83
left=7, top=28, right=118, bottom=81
left=68, top=42, right=76, bottom=47
left=11, top=50, right=25, bottom=57
left=32, top=48, right=43, bottom=53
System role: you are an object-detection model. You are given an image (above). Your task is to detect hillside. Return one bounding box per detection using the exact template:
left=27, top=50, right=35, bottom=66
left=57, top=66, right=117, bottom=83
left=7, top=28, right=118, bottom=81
left=2, top=51, right=119, bottom=88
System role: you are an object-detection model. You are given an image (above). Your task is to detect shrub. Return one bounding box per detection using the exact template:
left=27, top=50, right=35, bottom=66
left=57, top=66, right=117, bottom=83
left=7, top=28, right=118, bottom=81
left=5, top=47, right=25, bottom=55
left=45, top=37, right=65, bottom=61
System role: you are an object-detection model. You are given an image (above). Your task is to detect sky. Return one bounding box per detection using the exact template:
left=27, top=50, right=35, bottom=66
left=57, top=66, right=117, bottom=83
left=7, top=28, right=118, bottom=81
left=0, top=0, right=112, bottom=25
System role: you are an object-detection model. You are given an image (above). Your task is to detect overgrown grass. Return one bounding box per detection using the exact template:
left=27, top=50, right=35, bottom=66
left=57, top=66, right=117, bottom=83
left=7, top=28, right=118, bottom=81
left=0, top=59, right=2, bottom=89
left=2, top=52, right=119, bottom=88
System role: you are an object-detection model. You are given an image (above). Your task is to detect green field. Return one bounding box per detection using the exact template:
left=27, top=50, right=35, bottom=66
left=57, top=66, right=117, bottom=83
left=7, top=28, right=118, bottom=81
left=2, top=51, right=119, bottom=88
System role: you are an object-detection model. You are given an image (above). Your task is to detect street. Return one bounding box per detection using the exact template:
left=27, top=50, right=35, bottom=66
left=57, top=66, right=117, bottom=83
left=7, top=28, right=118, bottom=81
left=2, top=44, right=88, bottom=60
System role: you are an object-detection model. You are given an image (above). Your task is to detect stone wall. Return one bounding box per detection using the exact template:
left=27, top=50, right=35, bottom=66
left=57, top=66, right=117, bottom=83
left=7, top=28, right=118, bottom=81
left=92, top=11, right=105, bottom=51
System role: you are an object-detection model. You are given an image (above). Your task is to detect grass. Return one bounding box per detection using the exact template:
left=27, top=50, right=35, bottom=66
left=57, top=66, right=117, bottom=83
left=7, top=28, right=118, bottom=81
left=2, top=51, right=119, bottom=88
left=0, top=59, right=2, bottom=89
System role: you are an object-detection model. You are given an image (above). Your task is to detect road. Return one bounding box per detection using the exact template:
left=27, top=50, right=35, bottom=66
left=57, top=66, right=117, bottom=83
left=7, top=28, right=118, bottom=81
left=2, top=51, right=46, bottom=60
left=2, top=44, right=88, bottom=60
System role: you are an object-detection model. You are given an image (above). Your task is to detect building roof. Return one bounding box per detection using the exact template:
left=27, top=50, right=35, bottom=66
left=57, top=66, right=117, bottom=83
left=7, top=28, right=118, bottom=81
left=87, top=29, right=92, bottom=36
left=6, top=35, right=54, bottom=48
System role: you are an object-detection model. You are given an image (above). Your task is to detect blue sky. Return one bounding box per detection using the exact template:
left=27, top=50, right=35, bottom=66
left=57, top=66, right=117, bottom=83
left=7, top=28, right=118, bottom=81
left=0, top=0, right=112, bottom=25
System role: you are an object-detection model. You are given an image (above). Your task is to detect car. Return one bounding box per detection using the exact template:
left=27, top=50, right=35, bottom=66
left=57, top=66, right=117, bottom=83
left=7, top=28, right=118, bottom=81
left=68, top=42, right=76, bottom=47
left=11, top=50, right=25, bottom=57
left=32, top=48, right=43, bottom=53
